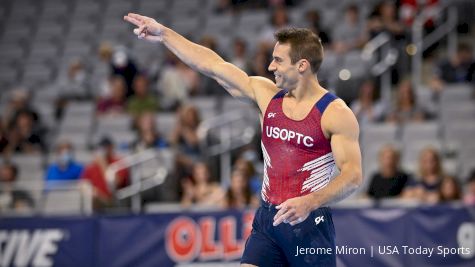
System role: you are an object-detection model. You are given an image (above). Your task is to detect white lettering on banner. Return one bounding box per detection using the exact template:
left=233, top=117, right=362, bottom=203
left=0, top=229, right=64, bottom=267
left=265, top=126, right=314, bottom=147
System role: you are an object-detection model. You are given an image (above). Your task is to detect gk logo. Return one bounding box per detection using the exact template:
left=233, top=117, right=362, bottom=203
left=315, top=216, right=324, bottom=225
left=267, top=112, right=276, bottom=118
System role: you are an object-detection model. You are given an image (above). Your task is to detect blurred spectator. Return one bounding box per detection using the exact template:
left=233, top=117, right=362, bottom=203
left=229, top=38, right=251, bottom=74
left=400, top=0, right=440, bottom=28
left=170, top=104, right=202, bottom=163
left=367, top=1, right=405, bottom=41
left=431, top=43, right=475, bottom=92
left=96, top=42, right=114, bottom=98
left=54, top=59, right=90, bottom=119
left=158, top=52, right=200, bottom=110
left=0, top=119, right=9, bottom=155
left=402, top=147, right=443, bottom=203
left=223, top=170, right=259, bottom=209
left=56, top=59, right=90, bottom=99
left=332, top=5, right=366, bottom=54
left=96, top=76, right=127, bottom=116
left=367, top=145, right=411, bottom=199
left=45, top=141, right=84, bottom=183
left=250, top=43, right=273, bottom=80
left=437, top=176, right=462, bottom=203
left=181, top=162, right=224, bottom=207
left=214, top=0, right=234, bottom=14
left=233, top=157, right=261, bottom=196
left=464, top=170, right=475, bottom=205
left=111, top=47, right=138, bottom=97
left=260, top=6, right=290, bottom=45
left=131, top=113, right=168, bottom=152
left=6, top=110, right=45, bottom=154
left=304, top=10, right=331, bottom=46
left=385, top=79, right=426, bottom=123
left=350, top=80, right=385, bottom=124
left=3, top=89, right=41, bottom=131
left=127, top=74, right=159, bottom=117
left=81, top=137, right=129, bottom=210
left=0, top=162, right=33, bottom=212
left=199, top=36, right=225, bottom=95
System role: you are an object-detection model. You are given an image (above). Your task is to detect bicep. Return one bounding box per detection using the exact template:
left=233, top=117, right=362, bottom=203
left=328, top=104, right=362, bottom=175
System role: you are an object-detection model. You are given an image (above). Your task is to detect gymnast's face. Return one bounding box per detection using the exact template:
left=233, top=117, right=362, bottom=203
left=268, top=42, right=300, bottom=90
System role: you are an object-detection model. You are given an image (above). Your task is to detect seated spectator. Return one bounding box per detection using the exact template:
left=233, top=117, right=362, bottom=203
left=170, top=104, right=202, bottom=168
left=229, top=38, right=251, bottom=74
left=199, top=35, right=228, bottom=96
left=3, top=89, right=42, bottom=131
left=332, top=5, right=366, bottom=54
left=351, top=80, right=385, bottom=125
left=54, top=59, right=90, bottom=119
left=250, top=42, right=273, bottom=81
left=233, top=157, right=262, bottom=197
left=0, top=118, right=9, bottom=155
left=367, top=145, right=411, bottom=199
left=402, top=147, right=443, bottom=203
left=431, top=43, right=475, bottom=92
left=385, top=79, right=426, bottom=123
left=223, top=170, right=259, bottom=209
left=56, top=59, right=90, bottom=99
left=81, top=137, right=129, bottom=211
left=437, top=176, right=462, bottom=203
left=213, top=0, right=234, bottom=14
left=158, top=52, right=200, bottom=110
left=181, top=162, right=224, bottom=207
left=463, top=170, right=475, bottom=205
left=96, top=76, right=127, bottom=116
left=131, top=113, right=168, bottom=152
left=127, top=74, right=159, bottom=117
left=0, top=162, right=33, bottom=212
left=111, top=47, right=138, bottom=97
left=45, top=141, right=84, bottom=183
left=6, top=110, right=45, bottom=154
left=305, top=9, right=331, bottom=46
left=260, top=6, right=290, bottom=46
left=367, top=0, right=405, bottom=41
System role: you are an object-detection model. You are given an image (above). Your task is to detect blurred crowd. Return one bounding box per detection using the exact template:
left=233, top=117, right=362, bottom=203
left=1, top=0, right=474, bottom=214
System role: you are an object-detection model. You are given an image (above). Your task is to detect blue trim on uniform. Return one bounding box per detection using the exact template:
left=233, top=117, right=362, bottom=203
left=272, top=90, right=287, bottom=99
left=316, top=92, right=338, bottom=113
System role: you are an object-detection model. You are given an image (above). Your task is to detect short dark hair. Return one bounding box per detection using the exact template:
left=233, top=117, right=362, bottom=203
left=274, top=28, right=324, bottom=73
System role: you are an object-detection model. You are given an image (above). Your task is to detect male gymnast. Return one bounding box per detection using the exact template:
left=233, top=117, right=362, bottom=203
left=124, top=13, right=362, bottom=267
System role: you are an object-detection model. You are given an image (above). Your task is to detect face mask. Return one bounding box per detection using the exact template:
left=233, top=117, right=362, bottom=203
left=242, top=150, right=258, bottom=162
left=58, top=151, right=73, bottom=165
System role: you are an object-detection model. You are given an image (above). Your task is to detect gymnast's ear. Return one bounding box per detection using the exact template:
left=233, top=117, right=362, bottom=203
left=297, top=59, right=310, bottom=73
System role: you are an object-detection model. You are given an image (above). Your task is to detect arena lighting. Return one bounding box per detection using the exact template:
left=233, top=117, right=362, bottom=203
left=339, top=69, right=351, bottom=81
left=406, top=43, right=418, bottom=56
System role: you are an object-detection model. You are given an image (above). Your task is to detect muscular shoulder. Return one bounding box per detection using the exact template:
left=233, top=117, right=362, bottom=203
left=249, top=76, right=280, bottom=114
left=321, top=99, right=359, bottom=139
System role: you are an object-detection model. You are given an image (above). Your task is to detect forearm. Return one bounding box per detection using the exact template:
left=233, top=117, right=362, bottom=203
left=162, top=27, right=224, bottom=76
left=307, top=168, right=362, bottom=209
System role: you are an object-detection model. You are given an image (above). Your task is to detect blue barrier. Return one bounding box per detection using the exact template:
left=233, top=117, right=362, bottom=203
left=0, top=205, right=474, bottom=267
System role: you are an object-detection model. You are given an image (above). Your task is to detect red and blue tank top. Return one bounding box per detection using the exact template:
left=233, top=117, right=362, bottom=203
left=261, top=90, right=339, bottom=204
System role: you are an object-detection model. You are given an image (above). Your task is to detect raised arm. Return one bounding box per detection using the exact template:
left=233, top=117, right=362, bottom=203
left=124, top=13, right=276, bottom=103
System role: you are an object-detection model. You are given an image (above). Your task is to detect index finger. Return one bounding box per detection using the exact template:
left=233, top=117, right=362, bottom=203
left=127, top=13, right=148, bottom=22
left=123, top=15, right=142, bottom=27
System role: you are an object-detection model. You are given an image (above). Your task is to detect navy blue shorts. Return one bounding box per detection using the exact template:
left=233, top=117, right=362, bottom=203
left=241, top=201, right=336, bottom=267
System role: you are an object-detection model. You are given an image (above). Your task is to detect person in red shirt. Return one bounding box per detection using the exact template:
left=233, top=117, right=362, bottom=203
left=81, top=137, right=128, bottom=211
